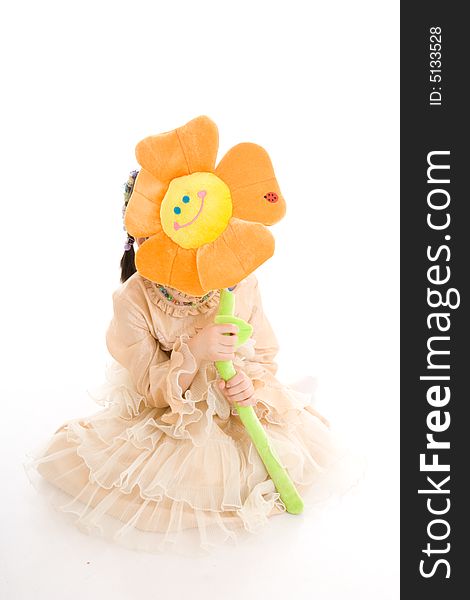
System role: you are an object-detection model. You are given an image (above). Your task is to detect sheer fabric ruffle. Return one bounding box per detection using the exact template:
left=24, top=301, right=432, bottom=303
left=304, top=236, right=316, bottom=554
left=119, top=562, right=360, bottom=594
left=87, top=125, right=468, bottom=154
left=24, top=338, right=358, bottom=556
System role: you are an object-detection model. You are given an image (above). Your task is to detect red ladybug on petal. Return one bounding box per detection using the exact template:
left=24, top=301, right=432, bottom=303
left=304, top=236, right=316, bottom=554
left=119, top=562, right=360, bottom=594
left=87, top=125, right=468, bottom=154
left=264, top=192, right=279, bottom=203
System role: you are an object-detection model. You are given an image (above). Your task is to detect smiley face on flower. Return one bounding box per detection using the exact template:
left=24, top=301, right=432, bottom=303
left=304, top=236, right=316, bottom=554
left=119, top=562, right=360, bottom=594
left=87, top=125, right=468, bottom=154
left=160, top=172, right=232, bottom=249
left=124, top=116, right=286, bottom=296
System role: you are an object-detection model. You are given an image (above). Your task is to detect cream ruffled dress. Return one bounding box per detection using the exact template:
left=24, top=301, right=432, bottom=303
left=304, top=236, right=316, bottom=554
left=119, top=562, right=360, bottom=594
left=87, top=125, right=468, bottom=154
left=24, top=272, right=353, bottom=555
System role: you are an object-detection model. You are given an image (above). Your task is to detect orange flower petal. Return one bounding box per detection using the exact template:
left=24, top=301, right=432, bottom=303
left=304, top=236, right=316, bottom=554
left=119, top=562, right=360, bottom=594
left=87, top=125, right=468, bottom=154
left=175, top=115, right=219, bottom=173
left=124, top=169, right=164, bottom=237
left=196, top=218, right=275, bottom=291
left=135, top=232, right=205, bottom=296
left=135, top=115, right=219, bottom=182
left=215, top=143, right=286, bottom=225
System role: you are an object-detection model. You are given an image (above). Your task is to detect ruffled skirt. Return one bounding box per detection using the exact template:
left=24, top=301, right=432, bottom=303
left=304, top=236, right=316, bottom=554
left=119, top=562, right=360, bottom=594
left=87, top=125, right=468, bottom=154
left=24, top=361, right=357, bottom=555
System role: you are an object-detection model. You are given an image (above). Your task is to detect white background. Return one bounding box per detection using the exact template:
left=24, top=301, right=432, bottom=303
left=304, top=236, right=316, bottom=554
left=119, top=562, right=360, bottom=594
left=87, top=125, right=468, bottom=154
left=0, top=1, right=399, bottom=599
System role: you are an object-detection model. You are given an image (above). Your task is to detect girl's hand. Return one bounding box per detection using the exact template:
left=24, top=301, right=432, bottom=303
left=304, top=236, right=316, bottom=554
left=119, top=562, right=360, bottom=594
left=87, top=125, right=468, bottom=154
left=218, top=371, right=256, bottom=407
left=187, top=323, right=239, bottom=363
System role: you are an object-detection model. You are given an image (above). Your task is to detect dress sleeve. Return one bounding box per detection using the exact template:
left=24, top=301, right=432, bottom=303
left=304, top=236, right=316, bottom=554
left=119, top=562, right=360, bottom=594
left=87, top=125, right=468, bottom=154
left=105, top=291, right=198, bottom=410
left=239, top=277, right=280, bottom=386
left=236, top=278, right=309, bottom=422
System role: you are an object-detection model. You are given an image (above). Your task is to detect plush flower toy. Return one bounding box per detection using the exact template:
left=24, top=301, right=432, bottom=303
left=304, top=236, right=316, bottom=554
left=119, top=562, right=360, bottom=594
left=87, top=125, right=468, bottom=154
left=124, top=116, right=303, bottom=514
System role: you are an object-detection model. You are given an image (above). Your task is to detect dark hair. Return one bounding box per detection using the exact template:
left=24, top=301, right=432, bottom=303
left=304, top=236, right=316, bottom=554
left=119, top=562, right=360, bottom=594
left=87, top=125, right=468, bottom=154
left=120, top=237, right=137, bottom=283
left=120, top=170, right=140, bottom=283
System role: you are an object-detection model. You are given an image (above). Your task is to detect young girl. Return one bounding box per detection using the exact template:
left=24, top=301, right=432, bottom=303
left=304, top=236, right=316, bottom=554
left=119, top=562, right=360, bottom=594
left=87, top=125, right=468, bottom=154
left=25, top=167, right=349, bottom=555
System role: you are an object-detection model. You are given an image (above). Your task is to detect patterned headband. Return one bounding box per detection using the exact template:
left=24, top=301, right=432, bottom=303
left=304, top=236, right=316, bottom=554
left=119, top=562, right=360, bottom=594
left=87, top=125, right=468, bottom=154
left=122, top=169, right=140, bottom=251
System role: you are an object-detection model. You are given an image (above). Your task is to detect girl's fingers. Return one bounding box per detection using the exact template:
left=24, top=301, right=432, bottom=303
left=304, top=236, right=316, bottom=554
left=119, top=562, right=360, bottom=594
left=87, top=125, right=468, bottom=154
left=228, top=389, right=255, bottom=403
left=214, top=352, right=236, bottom=361
left=217, top=345, right=236, bottom=353
left=219, top=337, right=237, bottom=348
left=216, top=324, right=239, bottom=336
left=235, top=397, right=257, bottom=407
left=225, top=372, right=244, bottom=387
left=215, top=347, right=236, bottom=357
left=225, top=380, right=251, bottom=396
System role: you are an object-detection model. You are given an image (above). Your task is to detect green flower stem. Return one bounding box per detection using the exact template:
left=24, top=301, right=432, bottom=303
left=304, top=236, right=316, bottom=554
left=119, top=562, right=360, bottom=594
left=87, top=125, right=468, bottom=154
left=214, top=288, right=304, bottom=515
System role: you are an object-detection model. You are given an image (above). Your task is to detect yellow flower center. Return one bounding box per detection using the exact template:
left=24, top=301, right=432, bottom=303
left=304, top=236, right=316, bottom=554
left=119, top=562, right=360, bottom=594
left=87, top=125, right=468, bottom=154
left=160, top=172, right=232, bottom=249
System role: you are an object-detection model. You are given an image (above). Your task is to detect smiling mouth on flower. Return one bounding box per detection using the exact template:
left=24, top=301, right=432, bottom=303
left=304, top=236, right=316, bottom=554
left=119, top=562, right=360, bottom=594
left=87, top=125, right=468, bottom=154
left=174, top=190, right=207, bottom=231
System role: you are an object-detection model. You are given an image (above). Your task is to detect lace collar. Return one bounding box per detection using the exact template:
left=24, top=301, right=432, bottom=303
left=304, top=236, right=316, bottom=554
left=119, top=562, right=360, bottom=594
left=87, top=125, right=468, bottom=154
left=142, top=278, right=222, bottom=317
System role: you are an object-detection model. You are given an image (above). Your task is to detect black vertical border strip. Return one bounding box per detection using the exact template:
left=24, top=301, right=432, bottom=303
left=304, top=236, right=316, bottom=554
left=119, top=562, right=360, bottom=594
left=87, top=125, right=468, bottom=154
left=401, top=3, right=468, bottom=597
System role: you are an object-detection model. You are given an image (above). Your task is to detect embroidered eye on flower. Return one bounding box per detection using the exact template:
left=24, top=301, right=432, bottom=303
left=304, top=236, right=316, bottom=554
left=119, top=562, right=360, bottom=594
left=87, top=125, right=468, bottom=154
left=124, top=116, right=286, bottom=296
